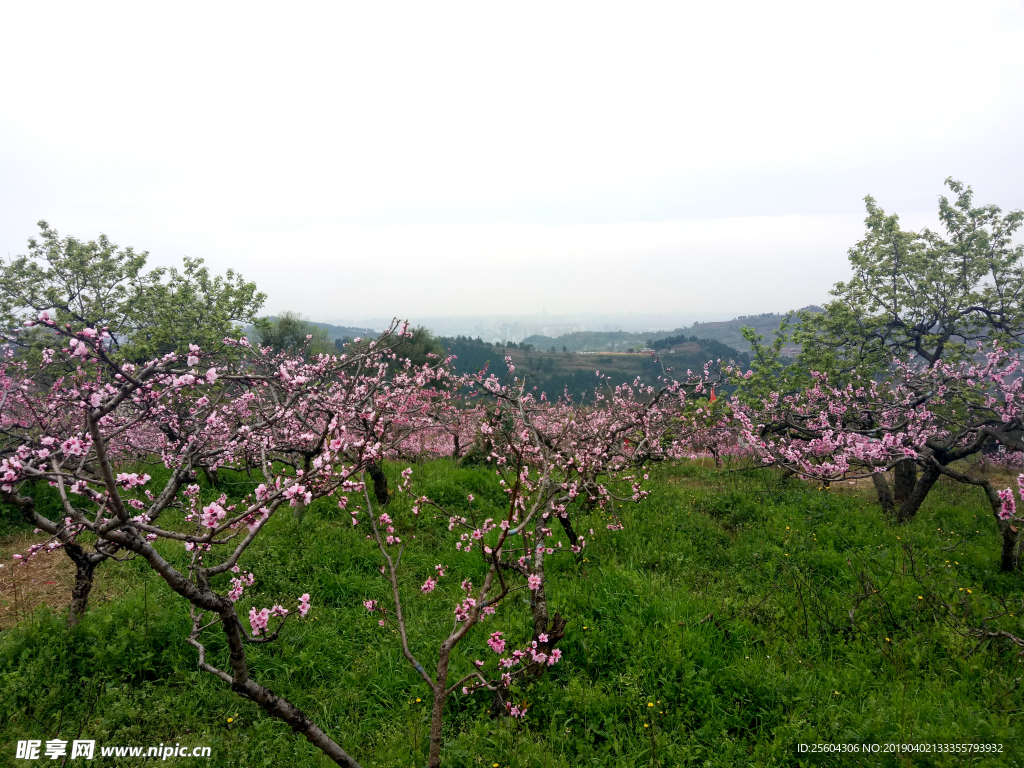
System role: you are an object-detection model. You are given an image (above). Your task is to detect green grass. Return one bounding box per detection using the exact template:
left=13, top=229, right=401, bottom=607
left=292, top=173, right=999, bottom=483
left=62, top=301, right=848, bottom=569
left=2, top=461, right=1023, bottom=767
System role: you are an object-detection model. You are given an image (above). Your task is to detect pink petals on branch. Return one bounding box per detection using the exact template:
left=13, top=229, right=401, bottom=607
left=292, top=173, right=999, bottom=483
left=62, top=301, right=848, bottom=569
left=60, top=437, right=86, bottom=456
left=116, top=472, right=151, bottom=489
left=999, top=488, right=1017, bottom=521
left=487, top=631, right=506, bottom=654
left=227, top=570, right=255, bottom=602
left=201, top=502, right=227, bottom=529
left=248, top=607, right=270, bottom=636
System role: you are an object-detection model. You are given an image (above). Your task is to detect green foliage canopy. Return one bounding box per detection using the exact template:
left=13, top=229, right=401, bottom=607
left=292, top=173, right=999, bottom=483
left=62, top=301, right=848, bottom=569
left=794, top=178, right=1024, bottom=376
left=734, top=179, right=1024, bottom=404
left=389, top=325, right=443, bottom=368
left=0, top=222, right=265, bottom=362
left=254, top=312, right=332, bottom=358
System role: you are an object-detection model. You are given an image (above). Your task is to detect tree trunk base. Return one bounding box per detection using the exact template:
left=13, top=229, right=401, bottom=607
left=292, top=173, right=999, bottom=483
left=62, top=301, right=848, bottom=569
left=367, top=462, right=390, bottom=507
left=67, top=546, right=97, bottom=629
left=1000, top=523, right=1020, bottom=572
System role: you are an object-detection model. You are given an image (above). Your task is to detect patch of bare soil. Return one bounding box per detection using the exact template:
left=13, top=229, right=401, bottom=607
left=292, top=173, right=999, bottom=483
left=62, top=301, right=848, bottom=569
left=0, top=534, right=122, bottom=629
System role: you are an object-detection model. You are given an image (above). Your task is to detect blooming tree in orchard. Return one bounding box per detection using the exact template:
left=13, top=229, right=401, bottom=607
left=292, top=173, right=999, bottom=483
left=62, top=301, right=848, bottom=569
left=739, top=178, right=1024, bottom=520
left=650, top=358, right=745, bottom=467
left=729, top=345, right=1024, bottom=570
left=356, top=357, right=716, bottom=768
left=0, top=314, right=453, bottom=768
left=0, top=303, right=730, bottom=765
left=397, top=401, right=483, bottom=461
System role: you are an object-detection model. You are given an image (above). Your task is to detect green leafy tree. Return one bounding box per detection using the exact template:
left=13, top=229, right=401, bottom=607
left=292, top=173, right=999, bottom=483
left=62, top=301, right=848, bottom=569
left=794, top=178, right=1024, bottom=376
left=254, top=312, right=332, bottom=358
left=121, top=257, right=265, bottom=361
left=737, top=179, right=1024, bottom=517
left=388, top=325, right=443, bottom=368
left=0, top=222, right=265, bottom=361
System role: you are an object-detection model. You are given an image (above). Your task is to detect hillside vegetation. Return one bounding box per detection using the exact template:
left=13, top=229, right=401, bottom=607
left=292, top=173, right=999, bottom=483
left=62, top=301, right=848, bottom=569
left=439, top=336, right=747, bottom=401
left=2, top=460, right=1022, bottom=767
left=520, top=308, right=822, bottom=356
left=670, top=307, right=823, bottom=354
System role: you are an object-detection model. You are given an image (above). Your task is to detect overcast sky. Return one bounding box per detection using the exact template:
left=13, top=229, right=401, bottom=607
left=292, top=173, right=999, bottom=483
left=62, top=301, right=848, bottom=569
left=1, top=1, right=1022, bottom=326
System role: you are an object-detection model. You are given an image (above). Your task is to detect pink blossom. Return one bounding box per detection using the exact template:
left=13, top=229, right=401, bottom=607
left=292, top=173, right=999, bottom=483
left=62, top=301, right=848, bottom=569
left=201, top=502, right=227, bottom=529
left=61, top=437, right=85, bottom=456
left=249, top=607, right=270, bottom=636
left=999, top=488, right=1016, bottom=520
left=487, top=631, right=506, bottom=654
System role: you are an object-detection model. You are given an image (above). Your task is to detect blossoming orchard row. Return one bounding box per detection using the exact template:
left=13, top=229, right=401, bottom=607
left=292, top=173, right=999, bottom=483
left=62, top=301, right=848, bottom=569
left=0, top=314, right=714, bottom=768
left=4, top=312, right=1024, bottom=766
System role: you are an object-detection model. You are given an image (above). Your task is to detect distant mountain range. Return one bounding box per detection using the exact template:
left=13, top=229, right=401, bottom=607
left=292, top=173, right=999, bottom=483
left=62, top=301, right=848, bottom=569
left=250, top=307, right=825, bottom=355
left=676, top=306, right=823, bottom=353
left=523, top=306, right=823, bottom=354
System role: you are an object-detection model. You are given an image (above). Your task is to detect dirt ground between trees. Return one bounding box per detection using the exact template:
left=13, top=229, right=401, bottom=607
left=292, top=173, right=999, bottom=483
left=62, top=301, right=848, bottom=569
left=0, top=533, right=122, bottom=629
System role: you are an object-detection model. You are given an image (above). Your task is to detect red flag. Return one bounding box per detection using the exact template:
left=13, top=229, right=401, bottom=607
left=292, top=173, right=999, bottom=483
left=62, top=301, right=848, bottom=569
left=709, top=386, right=716, bottom=403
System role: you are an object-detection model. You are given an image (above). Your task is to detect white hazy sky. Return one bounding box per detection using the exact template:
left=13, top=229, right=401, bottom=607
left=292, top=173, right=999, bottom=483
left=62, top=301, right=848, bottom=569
left=1, top=1, right=1023, bottom=325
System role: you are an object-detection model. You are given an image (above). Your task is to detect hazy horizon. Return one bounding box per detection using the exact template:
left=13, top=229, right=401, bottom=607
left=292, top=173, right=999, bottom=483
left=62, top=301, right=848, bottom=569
left=2, top=1, right=1022, bottom=320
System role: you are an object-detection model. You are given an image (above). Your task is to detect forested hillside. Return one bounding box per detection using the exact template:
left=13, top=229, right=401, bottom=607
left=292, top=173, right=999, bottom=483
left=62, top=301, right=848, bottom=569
left=681, top=306, right=823, bottom=353
left=523, top=330, right=676, bottom=353
left=521, top=308, right=822, bottom=356
left=242, top=317, right=376, bottom=342
left=439, top=335, right=747, bottom=400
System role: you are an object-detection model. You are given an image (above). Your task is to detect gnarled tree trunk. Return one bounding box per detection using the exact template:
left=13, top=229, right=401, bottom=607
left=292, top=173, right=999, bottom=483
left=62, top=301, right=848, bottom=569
left=896, top=463, right=941, bottom=523
left=871, top=461, right=941, bottom=523
left=367, top=461, right=390, bottom=507
left=893, top=459, right=917, bottom=509
left=66, top=542, right=98, bottom=628
left=871, top=472, right=895, bottom=515
left=999, top=521, right=1021, bottom=572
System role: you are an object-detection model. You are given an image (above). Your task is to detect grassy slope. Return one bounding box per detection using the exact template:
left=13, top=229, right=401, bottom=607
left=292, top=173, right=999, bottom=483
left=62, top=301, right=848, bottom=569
left=1, top=461, right=1023, bottom=767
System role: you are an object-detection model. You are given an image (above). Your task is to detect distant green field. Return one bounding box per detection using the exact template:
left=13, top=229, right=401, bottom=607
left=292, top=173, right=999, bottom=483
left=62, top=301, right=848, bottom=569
left=2, top=460, right=1022, bottom=767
